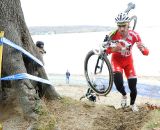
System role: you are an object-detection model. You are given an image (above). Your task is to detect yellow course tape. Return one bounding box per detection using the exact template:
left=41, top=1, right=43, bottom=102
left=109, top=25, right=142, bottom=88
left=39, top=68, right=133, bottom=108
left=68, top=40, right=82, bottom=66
left=0, top=31, right=4, bottom=77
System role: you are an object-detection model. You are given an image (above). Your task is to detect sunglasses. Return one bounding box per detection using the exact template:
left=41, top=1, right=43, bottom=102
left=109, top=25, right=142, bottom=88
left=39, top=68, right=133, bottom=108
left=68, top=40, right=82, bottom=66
left=117, top=24, right=127, bottom=27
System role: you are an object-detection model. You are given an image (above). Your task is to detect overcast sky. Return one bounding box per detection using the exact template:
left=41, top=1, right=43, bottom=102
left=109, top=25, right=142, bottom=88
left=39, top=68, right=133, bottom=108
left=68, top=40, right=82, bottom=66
left=20, top=0, right=160, bottom=27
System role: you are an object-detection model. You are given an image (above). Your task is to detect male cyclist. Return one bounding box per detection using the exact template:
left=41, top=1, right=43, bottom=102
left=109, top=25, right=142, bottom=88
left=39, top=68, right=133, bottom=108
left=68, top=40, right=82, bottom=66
left=104, top=12, right=149, bottom=112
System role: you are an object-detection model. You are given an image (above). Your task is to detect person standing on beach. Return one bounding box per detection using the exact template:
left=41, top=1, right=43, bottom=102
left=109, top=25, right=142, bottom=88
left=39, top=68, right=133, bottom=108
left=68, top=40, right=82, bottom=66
left=104, top=12, right=149, bottom=112
left=66, top=70, right=70, bottom=84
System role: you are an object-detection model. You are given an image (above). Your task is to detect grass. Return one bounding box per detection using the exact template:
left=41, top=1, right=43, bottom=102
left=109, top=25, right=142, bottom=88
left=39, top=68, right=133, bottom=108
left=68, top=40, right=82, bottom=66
left=32, top=100, right=56, bottom=130
left=141, top=110, right=160, bottom=130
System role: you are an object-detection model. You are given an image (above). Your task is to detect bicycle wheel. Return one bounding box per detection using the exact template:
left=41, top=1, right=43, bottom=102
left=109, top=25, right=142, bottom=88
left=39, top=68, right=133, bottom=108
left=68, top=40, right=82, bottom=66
left=84, top=50, right=113, bottom=95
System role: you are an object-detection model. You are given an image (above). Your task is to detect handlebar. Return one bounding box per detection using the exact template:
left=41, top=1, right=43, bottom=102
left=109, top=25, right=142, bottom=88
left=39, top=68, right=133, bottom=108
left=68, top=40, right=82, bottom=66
left=103, top=39, right=131, bottom=48
left=124, top=2, right=135, bottom=14
left=103, top=33, right=131, bottom=49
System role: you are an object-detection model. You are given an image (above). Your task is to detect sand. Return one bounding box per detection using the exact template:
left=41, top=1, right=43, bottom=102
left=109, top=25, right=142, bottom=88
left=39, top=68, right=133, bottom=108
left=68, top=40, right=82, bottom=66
left=55, top=85, right=160, bottom=109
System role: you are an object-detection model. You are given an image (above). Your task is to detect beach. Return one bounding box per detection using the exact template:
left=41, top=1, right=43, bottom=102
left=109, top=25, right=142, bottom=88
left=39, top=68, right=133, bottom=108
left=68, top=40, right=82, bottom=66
left=48, top=71, right=160, bottom=110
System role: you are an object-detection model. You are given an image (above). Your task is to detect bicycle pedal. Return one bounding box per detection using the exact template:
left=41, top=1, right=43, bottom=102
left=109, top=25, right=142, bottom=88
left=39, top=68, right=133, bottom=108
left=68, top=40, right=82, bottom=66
left=121, top=103, right=127, bottom=108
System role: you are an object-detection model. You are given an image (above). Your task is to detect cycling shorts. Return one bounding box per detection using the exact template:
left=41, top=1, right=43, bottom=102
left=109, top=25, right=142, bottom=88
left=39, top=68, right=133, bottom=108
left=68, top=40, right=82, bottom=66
left=111, top=54, right=136, bottom=79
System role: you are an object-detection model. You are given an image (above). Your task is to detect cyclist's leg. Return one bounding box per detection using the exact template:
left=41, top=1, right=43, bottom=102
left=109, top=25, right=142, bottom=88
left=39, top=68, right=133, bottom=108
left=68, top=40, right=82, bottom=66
left=128, top=78, right=137, bottom=105
left=113, top=71, right=127, bottom=96
left=111, top=59, right=126, bottom=96
left=112, top=59, right=128, bottom=107
left=114, top=71, right=128, bottom=107
left=124, top=64, right=137, bottom=105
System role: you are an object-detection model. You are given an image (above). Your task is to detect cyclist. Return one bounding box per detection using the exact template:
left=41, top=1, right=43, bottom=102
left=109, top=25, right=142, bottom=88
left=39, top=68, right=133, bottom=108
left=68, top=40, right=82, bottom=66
left=104, top=12, right=149, bottom=112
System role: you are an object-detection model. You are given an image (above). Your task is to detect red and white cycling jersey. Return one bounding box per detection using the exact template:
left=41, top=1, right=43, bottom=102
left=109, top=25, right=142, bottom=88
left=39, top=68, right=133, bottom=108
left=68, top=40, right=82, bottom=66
left=107, top=30, right=145, bottom=78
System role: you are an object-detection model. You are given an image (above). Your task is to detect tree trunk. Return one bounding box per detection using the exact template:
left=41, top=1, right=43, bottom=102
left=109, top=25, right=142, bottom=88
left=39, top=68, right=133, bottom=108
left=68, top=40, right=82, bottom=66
left=0, top=0, right=60, bottom=121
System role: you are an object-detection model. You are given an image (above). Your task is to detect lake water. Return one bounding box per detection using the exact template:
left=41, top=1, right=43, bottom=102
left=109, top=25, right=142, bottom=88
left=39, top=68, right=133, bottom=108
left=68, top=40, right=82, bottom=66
left=32, top=26, right=160, bottom=77
left=48, top=74, right=160, bottom=99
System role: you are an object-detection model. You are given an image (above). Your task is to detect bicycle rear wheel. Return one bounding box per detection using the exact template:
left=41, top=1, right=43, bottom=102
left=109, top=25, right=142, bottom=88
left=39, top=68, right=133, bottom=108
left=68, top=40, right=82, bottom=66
left=84, top=50, right=113, bottom=95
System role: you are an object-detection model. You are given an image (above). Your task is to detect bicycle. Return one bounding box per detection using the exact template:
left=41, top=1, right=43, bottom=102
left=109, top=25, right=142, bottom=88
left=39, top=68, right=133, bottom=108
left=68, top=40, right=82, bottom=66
left=84, top=39, right=132, bottom=96
left=82, top=2, right=137, bottom=99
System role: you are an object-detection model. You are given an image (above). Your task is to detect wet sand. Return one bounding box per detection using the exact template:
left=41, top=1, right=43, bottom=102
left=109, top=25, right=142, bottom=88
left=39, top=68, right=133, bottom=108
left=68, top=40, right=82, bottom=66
left=55, top=85, right=160, bottom=109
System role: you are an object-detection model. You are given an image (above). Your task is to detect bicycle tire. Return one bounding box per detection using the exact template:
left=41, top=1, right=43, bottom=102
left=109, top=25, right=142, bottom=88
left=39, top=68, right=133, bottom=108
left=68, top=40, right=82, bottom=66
left=84, top=50, right=113, bottom=95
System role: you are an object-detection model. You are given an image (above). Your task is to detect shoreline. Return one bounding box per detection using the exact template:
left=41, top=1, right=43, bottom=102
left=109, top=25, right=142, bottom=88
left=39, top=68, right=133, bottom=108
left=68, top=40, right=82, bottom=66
left=49, top=73, right=160, bottom=99
left=55, top=85, right=160, bottom=109
left=48, top=73, right=160, bottom=78
left=48, top=73, right=160, bottom=85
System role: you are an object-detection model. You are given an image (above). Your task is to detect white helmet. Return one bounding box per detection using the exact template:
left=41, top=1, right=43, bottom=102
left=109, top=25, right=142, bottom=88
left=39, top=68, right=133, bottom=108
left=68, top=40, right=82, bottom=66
left=115, top=12, right=130, bottom=24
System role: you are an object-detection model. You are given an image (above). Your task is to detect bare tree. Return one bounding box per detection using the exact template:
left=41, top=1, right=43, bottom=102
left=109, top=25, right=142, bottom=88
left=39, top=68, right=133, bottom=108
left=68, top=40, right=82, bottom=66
left=0, top=0, right=60, bottom=124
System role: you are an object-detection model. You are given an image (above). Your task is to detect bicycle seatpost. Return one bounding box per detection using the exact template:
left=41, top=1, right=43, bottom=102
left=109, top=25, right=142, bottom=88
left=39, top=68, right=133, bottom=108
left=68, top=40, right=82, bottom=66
left=124, top=2, right=135, bottom=14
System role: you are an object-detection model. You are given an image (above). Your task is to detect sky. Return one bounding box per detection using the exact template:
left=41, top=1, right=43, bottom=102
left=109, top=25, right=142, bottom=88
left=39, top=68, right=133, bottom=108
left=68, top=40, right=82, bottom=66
left=20, top=0, right=160, bottom=28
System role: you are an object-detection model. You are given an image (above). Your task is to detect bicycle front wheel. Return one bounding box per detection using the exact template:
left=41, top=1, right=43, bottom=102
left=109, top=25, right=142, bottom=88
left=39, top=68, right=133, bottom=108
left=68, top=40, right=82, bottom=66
left=84, top=50, right=113, bottom=95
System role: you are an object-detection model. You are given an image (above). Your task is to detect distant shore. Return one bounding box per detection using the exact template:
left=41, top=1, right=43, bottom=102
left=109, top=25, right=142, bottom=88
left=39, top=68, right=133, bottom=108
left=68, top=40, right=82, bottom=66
left=29, top=25, right=115, bottom=35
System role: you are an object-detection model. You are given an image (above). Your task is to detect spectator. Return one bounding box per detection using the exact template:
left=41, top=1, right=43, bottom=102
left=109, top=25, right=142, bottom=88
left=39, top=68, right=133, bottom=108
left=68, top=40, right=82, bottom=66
left=66, top=70, right=70, bottom=84
left=36, top=41, right=46, bottom=55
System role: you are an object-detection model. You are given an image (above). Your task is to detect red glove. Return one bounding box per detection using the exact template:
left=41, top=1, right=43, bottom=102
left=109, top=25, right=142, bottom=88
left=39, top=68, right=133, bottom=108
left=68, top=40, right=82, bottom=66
left=142, top=48, right=149, bottom=55
left=137, top=43, right=149, bottom=56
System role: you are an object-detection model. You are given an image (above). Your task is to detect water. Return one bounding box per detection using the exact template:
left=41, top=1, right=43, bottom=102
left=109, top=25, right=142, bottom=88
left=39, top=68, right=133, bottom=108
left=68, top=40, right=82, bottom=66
left=49, top=74, right=160, bottom=99
left=120, top=81, right=160, bottom=99
left=48, top=74, right=87, bottom=86
left=32, top=27, right=160, bottom=76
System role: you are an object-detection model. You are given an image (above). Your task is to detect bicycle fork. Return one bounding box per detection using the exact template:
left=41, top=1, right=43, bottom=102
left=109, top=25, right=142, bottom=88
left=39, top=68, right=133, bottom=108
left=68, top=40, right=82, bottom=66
left=94, top=55, right=104, bottom=74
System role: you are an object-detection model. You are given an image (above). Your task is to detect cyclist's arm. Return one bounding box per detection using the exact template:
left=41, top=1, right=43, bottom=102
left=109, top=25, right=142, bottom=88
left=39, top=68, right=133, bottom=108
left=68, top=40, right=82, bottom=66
left=133, top=31, right=149, bottom=56
left=136, top=42, right=149, bottom=56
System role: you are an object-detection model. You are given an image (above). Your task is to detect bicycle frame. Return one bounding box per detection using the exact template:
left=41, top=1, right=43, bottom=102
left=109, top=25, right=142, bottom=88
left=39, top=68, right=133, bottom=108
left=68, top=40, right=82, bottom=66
left=94, top=53, right=105, bottom=74
left=125, top=2, right=137, bottom=30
